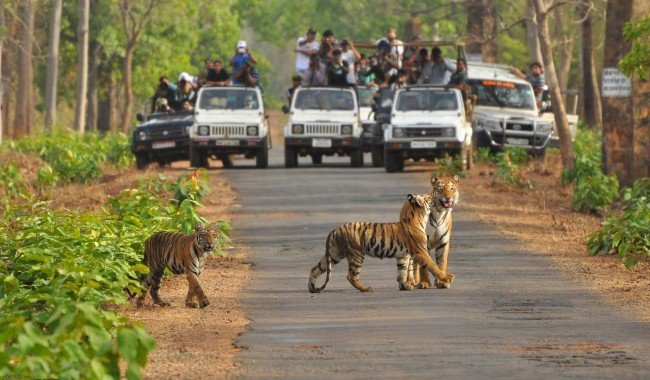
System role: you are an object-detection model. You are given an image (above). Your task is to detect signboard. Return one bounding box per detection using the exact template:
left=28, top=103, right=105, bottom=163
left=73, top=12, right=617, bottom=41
left=602, top=68, right=631, bottom=98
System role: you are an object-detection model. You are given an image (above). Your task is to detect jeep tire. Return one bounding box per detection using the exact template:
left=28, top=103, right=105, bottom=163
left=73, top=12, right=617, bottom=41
left=135, top=153, right=148, bottom=170
left=190, top=145, right=209, bottom=168
left=256, top=137, right=269, bottom=168
left=311, top=153, right=323, bottom=165
left=285, top=146, right=298, bottom=168
left=384, top=147, right=404, bottom=173
left=371, top=144, right=384, bottom=167
left=350, top=147, right=364, bottom=167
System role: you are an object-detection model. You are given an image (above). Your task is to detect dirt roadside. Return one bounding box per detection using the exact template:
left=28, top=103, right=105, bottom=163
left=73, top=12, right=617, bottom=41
left=458, top=153, right=649, bottom=321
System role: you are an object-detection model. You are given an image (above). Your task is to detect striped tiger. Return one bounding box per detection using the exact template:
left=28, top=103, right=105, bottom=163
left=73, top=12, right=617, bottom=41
left=136, top=221, right=217, bottom=308
left=308, top=194, right=455, bottom=293
left=408, top=176, right=459, bottom=289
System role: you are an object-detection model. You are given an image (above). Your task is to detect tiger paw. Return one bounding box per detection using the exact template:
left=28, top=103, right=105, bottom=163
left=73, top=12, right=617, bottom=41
left=417, top=282, right=431, bottom=289
left=185, top=301, right=198, bottom=308
left=199, top=299, right=210, bottom=308
left=399, top=283, right=414, bottom=291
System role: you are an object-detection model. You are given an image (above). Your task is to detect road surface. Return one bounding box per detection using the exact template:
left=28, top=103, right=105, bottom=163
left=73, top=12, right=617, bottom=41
left=225, top=149, right=649, bottom=378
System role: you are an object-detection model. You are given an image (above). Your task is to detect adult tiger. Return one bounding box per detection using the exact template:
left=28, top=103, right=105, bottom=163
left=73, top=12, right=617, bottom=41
left=135, top=221, right=217, bottom=308
left=308, top=194, right=455, bottom=293
left=408, top=176, right=459, bottom=289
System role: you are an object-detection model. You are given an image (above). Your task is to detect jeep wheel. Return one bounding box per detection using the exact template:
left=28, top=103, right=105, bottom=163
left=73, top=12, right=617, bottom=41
left=371, top=144, right=384, bottom=167
left=135, top=153, right=148, bottom=170
left=311, top=153, right=323, bottom=165
left=384, top=147, right=403, bottom=173
left=285, top=146, right=298, bottom=168
left=256, top=137, right=269, bottom=168
left=350, top=148, right=364, bottom=167
left=190, top=146, right=209, bottom=168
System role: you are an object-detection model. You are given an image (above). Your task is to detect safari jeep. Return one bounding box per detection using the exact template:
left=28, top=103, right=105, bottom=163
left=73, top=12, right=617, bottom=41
left=283, top=86, right=363, bottom=167
left=468, top=62, right=553, bottom=156
left=383, top=86, right=472, bottom=173
left=131, top=111, right=194, bottom=169
left=189, top=86, right=270, bottom=168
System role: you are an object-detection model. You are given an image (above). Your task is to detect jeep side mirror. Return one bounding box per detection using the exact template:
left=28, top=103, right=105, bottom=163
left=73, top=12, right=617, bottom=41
left=136, top=113, right=145, bottom=122
left=281, top=105, right=290, bottom=114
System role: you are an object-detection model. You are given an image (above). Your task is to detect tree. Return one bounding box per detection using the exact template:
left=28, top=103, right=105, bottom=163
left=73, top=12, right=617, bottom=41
left=578, top=0, right=602, bottom=129
left=13, top=0, right=35, bottom=139
left=531, top=0, right=574, bottom=170
left=73, top=0, right=90, bottom=133
left=117, top=0, right=161, bottom=133
left=0, top=5, right=5, bottom=145
left=44, top=0, right=63, bottom=130
left=465, top=0, right=498, bottom=63
left=525, top=1, right=543, bottom=64
left=602, top=0, right=650, bottom=186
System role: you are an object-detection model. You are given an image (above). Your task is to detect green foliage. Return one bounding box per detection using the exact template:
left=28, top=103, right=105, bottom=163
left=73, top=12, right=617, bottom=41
left=0, top=163, right=28, bottom=198
left=433, top=153, right=467, bottom=178
left=473, top=147, right=492, bottom=164
left=588, top=179, right=650, bottom=268
left=493, top=149, right=531, bottom=188
left=0, top=171, right=228, bottom=378
left=8, top=130, right=134, bottom=184
left=619, top=16, right=650, bottom=80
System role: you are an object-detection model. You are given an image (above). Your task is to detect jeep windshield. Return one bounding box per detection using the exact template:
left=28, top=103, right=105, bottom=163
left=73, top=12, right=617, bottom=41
left=198, top=89, right=260, bottom=110
left=395, top=89, right=458, bottom=111
left=357, top=87, right=377, bottom=107
left=469, top=79, right=536, bottom=110
left=294, top=89, right=355, bottom=111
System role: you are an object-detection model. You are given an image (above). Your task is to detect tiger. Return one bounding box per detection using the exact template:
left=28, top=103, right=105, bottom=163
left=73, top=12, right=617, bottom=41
left=135, top=221, right=217, bottom=308
left=308, top=194, right=455, bottom=293
left=407, top=176, right=459, bottom=290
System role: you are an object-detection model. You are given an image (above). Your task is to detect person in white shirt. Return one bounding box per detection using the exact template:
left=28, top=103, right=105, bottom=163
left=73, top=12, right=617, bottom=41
left=339, top=40, right=361, bottom=85
left=295, top=27, right=320, bottom=75
left=376, top=27, right=404, bottom=68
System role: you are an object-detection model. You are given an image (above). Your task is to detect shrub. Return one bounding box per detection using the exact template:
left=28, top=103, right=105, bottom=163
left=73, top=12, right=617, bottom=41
left=0, top=163, right=28, bottom=198
left=473, top=147, right=492, bottom=164
left=588, top=178, right=650, bottom=267
left=496, top=147, right=529, bottom=166
left=433, top=153, right=467, bottom=178
left=493, top=150, right=531, bottom=188
left=572, top=173, right=620, bottom=213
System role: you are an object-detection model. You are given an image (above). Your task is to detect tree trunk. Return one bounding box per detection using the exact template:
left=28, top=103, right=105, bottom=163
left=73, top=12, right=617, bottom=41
left=120, top=43, right=135, bottom=133
left=44, top=0, right=63, bottom=130
left=526, top=1, right=543, bottom=64
left=13, top=0, right=35, bottom=139
left=73, top=0, right=90, bottom=133
left=0, top=6, right=5, bottom=145
left=532, top=0, right=574, bottom=170
left=578, top=0, right=602, bottom=129
left=86, top=40, right=100, bottom=132
left=602, top=0, right=634, bottom=186
left=552, top=5, right=574, bottom=91
left=465, top=0, right=498, bottom=63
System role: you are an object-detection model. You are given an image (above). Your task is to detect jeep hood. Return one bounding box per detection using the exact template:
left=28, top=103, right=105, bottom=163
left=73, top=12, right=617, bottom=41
left=473, top=105, right=539, bottom=120
left=290, top=110, right=357, bottom=124
left=391, top=111, right=462, bottom=126
left=195, top=109, right=261, bottom=124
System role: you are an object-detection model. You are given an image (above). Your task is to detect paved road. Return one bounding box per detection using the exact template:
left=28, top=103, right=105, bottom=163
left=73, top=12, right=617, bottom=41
left=225, top=148, right=649, bottom=379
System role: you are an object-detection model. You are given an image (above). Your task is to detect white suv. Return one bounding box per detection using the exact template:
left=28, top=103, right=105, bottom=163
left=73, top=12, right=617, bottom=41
left=383, top=86, right=472, bottom=173
left=283, top=87, right=363, bottom=167
left=189, top=86, right=270, bottom=168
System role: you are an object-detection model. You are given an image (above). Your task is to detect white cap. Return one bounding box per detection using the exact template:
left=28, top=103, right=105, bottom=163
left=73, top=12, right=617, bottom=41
left=237, top=40, right=247, bottom=49
left=178, top=72, right=197, bottom=85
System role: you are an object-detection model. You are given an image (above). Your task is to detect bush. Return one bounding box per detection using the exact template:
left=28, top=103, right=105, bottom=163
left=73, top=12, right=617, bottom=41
left=0, top=163, right=28, bottom=199
left=433, top=153, right=467, bottom=178
left=588, top=179, right=650, bottom=267
left=0, top=170, right=228, bottom=378
left=473, top=147, right=492, bottom=164
left=493, top=149, right=531, bottom=188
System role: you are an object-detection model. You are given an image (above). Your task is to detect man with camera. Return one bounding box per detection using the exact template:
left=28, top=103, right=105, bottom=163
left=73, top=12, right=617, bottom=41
left=152, top=75, right=179, bottom=113
left=296, top=28, right=320, bottom=75
left=376, top=27, right=404, bottom=68
left=231, top=40, right=258, bottom=85
left=318, top=29, right=336, bottom=65
left=327, top=49, right=350, bottom=87
left=300, top=54, right=328, bottom=86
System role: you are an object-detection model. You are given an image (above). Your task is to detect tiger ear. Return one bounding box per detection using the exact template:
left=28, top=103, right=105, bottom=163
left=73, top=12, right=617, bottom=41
left=194, top=221, right=203, bottom=231
left=453, top=175, right=460, bottom=184
left=430, top=176, right=439, bottom=185
left=407, top=194, right=414, bottom=202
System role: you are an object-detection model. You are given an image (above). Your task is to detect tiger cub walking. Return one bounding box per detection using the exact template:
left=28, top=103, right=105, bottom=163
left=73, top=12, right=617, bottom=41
left=308, top=194, right=455, bottom=293
left=409, top=176, right=459, bottom=289
left=137, top=222, right=216, bottom=308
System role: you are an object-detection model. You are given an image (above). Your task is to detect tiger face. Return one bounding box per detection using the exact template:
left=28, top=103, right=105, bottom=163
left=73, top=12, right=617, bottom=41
left=431, top=176, right=460, bottom=209
left=405, top=193, right=434, bottom=219
left=194, top=221, right=217, bottom=252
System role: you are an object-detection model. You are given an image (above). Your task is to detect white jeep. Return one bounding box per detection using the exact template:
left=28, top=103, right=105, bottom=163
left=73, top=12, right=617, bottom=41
left=383, top=86, right=473, bottom=173
left=189, top=86, right=270, bottom=168
left=467, top=62, right=553, bottom=156
left=283, top=86, right=363, bottom=167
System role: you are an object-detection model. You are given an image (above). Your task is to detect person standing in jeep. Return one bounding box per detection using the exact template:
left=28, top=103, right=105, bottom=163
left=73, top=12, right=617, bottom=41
left=509, top=62, right=546, bottom=103
left=296, top=28, right=320, bottom=75
left=327, top=49, right=350, bottom=87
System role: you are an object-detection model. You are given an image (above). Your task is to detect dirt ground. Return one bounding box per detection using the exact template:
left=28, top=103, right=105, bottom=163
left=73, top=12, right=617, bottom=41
left=459, top=152, right=649, bottom=321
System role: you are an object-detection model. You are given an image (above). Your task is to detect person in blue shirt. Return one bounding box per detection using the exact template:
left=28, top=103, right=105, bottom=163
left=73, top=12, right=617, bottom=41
left=230, top=40, right=258, bottom=85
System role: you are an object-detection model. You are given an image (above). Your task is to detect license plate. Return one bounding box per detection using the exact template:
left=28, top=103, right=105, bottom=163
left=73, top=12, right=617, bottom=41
left=411, top=141, right=437, bottom=148
left=216, top=140, right=240, bottom=146
left=312, top=138, right=332, bottom=148
left=507, top=138, right=529, bottom=146
left=152, top=140, right=175, bottom=149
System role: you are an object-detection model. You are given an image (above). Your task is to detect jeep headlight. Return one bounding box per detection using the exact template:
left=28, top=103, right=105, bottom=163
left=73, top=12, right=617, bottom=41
left=476, top=119, right=501, bottom=132
left=198, top=125, right=210, bottom=136
left=536, top=122, right=552, bottom=134
left=292, top=124, right=304, bottom=134
left=393, top=127, right=405, bottom=138
left=381, top=123, right=390, bottom=131
left=138, top=131, right=147, bottom=141
left=443, top=127, right=455, bottom=137
left=246, top=125, right=259, bottom=136
left=341, top=124, right=353, bottom=135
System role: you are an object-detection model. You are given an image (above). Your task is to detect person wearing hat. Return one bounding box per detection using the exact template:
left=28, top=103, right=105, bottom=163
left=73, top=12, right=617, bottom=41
left=154, top=97, right=173, bottom=114
left=286, top=75, right=302, bottom=105
left=296, top=27, right=320, bottom=75
left=300, top=54, right=328, bottom=86
left=230, top=40, right=257, bottom=85
left=327, top=49, right=350, bottom=87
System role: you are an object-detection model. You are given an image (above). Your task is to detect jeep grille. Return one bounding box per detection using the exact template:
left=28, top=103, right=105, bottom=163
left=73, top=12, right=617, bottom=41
left=305, top=123, right=340, bottom=135
left=404, top=128, right=445, bottom=138
left=211, top=125, right=247, bottom=137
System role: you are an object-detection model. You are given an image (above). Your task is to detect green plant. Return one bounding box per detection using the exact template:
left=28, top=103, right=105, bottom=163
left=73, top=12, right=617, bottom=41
left=0, top=163, right=28, bottom=198
left=473, top=147, right=492, bottom=164
left=433, top=153, right=467, bottom=178
left=561, top=128, right=601, bottom=185
left=572, top=173, right=620, bottom=213
left=496, top=147, right=529, bottom=166
left=588, top=179, right=650, bottom=267
left=493, top=150, right=531, bottom=188
left=34, top=164, right=60, bottom=188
